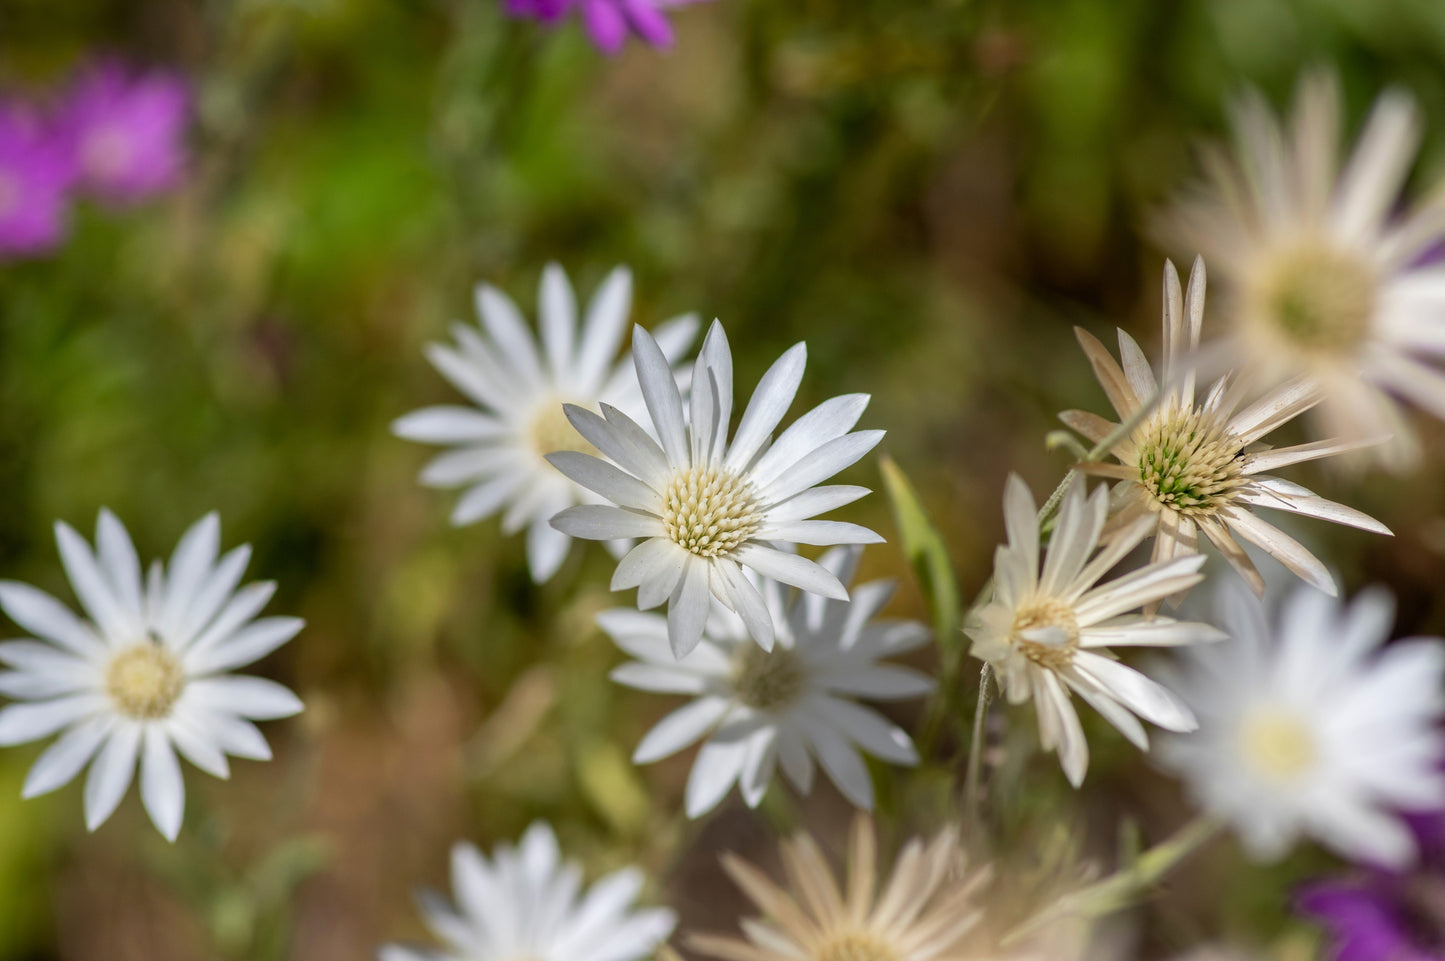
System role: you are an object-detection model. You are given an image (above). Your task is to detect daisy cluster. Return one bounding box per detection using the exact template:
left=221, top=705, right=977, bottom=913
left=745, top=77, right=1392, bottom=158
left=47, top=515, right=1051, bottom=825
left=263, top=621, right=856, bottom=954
left=0, top=58, right=189, bottom=259
left=10, top=47, right=1445, bottom=961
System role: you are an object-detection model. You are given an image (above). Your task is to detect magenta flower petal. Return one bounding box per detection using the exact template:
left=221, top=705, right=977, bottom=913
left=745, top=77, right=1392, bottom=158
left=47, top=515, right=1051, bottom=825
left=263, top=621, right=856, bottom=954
left=0, top=103, right=72, bottom=259
left=61, top=60, right=190, bottom=206
left=502, top=0, right=689, bottom=53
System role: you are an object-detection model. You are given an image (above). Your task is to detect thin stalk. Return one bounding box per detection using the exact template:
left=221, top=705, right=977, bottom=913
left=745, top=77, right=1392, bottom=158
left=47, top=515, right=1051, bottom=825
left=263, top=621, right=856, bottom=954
left=1036, top=388, right=1163, bottom=532
left=961, top=663, right=992, bottom=832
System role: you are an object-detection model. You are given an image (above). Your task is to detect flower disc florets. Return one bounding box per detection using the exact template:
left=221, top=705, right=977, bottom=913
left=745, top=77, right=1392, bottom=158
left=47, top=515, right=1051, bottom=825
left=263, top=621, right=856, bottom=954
left=661, top=465, right=762, bottom=559
left=1237, top=708, right=1317, bottom=784
left=1135, top=406, right=1247, bottom=516
left=1258, top=243, right=1377, bottom=358
left=106, top=640, right=184, bottom=720
left=1010, top=598, right=1080, bottom=670
left=731, top=644, right=806, bottom=713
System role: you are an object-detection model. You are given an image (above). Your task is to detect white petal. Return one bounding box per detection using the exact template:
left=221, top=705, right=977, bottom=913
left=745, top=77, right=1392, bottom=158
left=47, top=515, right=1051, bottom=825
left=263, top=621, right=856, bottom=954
left=632, top=326, right=689, bottom=466
left=684, top=733, right=749, bottom=817
left=474, top=284, right=544, bottom=387
left=187, top=676, right=303, bottom=720
left=539, top=263, right=577, bottom=378
left=745, top=394, right=869, bottom=480
left=667, top=560, right=712, bottom=658
left=392, top=406, right=508, bottom=444
left=96, top=509, right=144, bottom=626
left=735, top=545, right=847, bottom=601
left=566, top=405, right=669, bottom=488
left=727, top=343, right=807, bottom=470
left=451, top=473, right=527, bottom=526
left=22, top=715, right=113, bottom=798
left=547, top=452, right=657, bottom=511
left=756, top=431, right=886, bottom=505
left=0, top=581, right=105, bottom=657
left=526, top=517, right=574, bottom=583
left=179, top=581, right=278, bottom=656
left=575, top=267, right=634, bottom=392
left=0, top=695, right=101, bottom=745
left=765, top=486, right=870, bottom=524
left=758, top=521, right=883, bottom=546
left=55, top=520, right=131, bottom=642
left=158, top=513, right=221, bottom=640
left=141, top=726, right=186, bottom=841
left=611, top=538, right=686, bottom=598
left=1072, top=652, right=1196, bottom=732
left=185, top=617, right=304, bottom=675
left=551, top=505, right=664, bottom=542
left=84, top=722, right=141, bottom=831
left=634, top=697, right=732, bottom=763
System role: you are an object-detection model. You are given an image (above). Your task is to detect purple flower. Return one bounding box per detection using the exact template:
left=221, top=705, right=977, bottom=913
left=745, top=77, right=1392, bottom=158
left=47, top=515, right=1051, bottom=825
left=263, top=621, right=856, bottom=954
left=0, top=103, right=73, bottom=259
left=60, top=61, right=189, bottom=206
left=504, top=0, right=704, bottom=55
left=1299, top=811, right=1445, bottom=961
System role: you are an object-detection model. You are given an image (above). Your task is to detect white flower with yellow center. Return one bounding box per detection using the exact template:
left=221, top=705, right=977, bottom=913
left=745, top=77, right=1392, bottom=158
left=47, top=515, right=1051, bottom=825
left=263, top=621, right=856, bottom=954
left=1160, top=72, right=1445, bottom=466
left=1064, top=258, right=1390, bottom=597
left=689, top=817, right=988, bottom=961
left=379, top=821, right=676, bottom=961
left=1156, top=582, right=1445, bottom=867
left=394, top=264, right=699, bottom=582
left=965, top=475, right=1225, bottom=787
left=602, top=546, right=931, bottom=817
left=549, top=320, right=885, bottom=656
left=0, top=511, right=303, bottom=840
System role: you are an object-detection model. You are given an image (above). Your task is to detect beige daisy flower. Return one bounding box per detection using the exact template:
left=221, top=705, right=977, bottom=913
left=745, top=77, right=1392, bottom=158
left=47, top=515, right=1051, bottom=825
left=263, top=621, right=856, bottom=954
left=1062, top=258, right=1390, bottom=597
left=1159, top=71, right=1445, bottom=467
left=689, top=817, right=989, bottom=961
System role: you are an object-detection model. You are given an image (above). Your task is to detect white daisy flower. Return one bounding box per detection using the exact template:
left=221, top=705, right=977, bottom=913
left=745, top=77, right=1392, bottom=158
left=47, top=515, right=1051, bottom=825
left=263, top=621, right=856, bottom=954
left=1156, top=581, right=1445, bottom=868
left=689, top=817, right=989, bottom=961
left=393, top=264, right=700, bottom=582
left=379, top=821, right=676, bottom=961
left=1065, top=257, right=1390, bottom=598
left=965, top=475, right=1224, bottom=786
left=1161, top=72, right=1445, bottom=466
left=602, top=546, right=932, bottom=817
left=549, top=320, right=885, bottom=656
left=0, top=510, right=304, bottom=841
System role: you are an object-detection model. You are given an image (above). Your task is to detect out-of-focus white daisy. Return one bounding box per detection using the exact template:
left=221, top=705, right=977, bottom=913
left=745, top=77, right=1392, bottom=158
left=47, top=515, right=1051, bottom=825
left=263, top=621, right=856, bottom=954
left=965, top=475, right=1224, bottom=786
left=393, top=264, right=699, bottom=582
left=0, top=511, right=303, bottom=841
left=1161, top=72, right=1445, bottom=467
left=1064, top=258, right=1389, bottom=598
left=550, top=321, right=885, bottom=656
left=1157, top=582, right=1445, bottom=867
left=689, top=817, right=988, bottom=961
left=379, top=821, right=676, bottom=961
left=602, top=546, right=931, bottom=816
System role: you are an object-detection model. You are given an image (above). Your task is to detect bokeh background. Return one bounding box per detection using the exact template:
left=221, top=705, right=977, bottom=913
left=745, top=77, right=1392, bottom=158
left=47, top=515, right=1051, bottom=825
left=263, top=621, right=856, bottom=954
left=4, top=0, right=1445, bottom=958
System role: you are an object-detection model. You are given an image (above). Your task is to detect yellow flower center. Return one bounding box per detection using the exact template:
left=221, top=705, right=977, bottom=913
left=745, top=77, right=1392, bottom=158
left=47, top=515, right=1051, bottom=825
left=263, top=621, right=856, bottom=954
left=813, top=932, right=898, bottom=961
left=528, top=399, right=597, bottom=459
left=731, top=644, right=806, bottom=712
left=661, top=465, right=762, bottom=559
left=1134, top=406, right=1247, bottom=516
left=106, top=641, right=185, bottom=720
left=1259, top=244, right=1377, bottom=358
left=1009, top=598, right=1080, bottom=669
left=1238, top=708, right=1317, bottom=783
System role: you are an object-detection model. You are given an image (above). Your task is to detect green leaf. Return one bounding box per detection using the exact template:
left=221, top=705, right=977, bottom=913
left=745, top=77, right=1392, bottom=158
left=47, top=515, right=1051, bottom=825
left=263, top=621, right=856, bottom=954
left=879, top=456, right=962, bottom=646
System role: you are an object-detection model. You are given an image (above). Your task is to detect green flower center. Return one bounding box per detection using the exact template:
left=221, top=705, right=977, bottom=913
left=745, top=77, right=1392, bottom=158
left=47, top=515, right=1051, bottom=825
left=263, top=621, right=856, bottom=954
left=106, top=641, right=184, bottom=720
left=731, top=644, right=806, bottom=713
left=1135, top=407, right=1246, bottom=516
left=1261, top=244, right=1376, bottom=356
left=661, top=465, right=762, bottom=559
left=1009, top=598, right=1080, bottom=669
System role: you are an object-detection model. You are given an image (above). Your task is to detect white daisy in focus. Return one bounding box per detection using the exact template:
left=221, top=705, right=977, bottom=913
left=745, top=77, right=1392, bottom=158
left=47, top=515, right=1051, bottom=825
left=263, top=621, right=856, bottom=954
left=602, top=546, right=932, bottom=816
left=0, top=510, right=304, bottom=840
left=550, top=320, right=885, bottom=656
left=378, top=821, right=676, bottom=961
left=1064, top=257, right=1390, bottom=598
left=965, top=475, right=1225, bottom=786
left=1161, top=72, right=1445, bottom=467
left=1156, top=581, right=1445, bottom=868
left=393, top=264, right=700, bottom=582
left=689, top=817, right=989, bottom=961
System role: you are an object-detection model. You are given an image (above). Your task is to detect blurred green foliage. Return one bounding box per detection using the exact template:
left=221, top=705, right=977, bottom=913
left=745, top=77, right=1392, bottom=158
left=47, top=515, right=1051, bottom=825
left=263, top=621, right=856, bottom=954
left=5, top=0, right=1445, bottom=958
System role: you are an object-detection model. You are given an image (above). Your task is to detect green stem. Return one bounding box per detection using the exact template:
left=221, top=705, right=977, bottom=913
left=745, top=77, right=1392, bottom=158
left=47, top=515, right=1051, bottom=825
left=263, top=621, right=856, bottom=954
left=1002, top=815, right=1222, bottom=945
left=961, top=662, right=992, bottom=833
